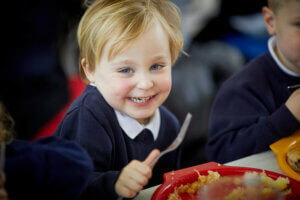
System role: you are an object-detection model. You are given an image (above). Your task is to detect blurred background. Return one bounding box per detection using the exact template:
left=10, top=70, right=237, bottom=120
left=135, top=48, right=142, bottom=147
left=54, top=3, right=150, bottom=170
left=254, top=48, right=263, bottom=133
left=1, top=0, right=268, bottom=168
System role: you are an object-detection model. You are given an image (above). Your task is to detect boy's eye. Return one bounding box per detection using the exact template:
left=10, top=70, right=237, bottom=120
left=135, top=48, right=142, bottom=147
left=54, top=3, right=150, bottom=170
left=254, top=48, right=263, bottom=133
left=119, top=68, right=132, bottom=74
left=292, top=21, right=300, bottom=28
left=150, top=64, right=163, bottom=71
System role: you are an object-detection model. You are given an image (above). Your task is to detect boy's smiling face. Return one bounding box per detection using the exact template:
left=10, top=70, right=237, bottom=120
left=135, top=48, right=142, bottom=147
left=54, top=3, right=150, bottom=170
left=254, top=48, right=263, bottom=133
left=84, top=21, right=172, bottom=124
left=263, top=0, right=300, bottom=74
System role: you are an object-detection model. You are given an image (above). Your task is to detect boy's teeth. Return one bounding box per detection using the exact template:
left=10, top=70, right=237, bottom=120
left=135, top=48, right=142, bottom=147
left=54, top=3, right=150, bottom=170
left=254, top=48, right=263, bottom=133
left=131, top=97, right=151, bottom=103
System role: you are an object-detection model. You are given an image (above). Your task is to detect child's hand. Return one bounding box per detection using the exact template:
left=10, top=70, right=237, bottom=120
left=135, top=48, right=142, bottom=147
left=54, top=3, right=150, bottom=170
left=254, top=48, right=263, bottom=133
left=115, top=149, right=160, bottom=198
left=286, top=88, right=300, bottom=122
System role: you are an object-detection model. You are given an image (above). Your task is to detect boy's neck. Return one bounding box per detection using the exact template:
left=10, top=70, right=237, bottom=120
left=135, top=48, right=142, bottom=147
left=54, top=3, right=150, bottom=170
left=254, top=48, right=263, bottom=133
left=274, top=47, right=300, bottom=74
left=268, top=36, right=300, bottom=76
left=137, top=118, right=150, bottom=125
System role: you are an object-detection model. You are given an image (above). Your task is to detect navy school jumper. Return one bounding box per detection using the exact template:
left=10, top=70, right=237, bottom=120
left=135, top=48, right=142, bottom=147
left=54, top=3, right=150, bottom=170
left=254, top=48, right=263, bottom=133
left=5, top=136, right=94, bottom=200
left=54, top=85, right=182, bottom=200
left=207, top=52, right=300, bottom=163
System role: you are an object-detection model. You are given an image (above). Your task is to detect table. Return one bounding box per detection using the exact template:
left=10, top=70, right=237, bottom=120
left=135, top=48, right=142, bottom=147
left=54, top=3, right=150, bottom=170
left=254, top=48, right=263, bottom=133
left=134, top=150, right=284, bottom=200
left=225, top=150, right=283, bottom=174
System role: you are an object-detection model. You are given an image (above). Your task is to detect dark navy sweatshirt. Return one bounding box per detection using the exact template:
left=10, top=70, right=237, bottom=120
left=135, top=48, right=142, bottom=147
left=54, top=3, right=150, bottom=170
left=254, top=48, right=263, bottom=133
left=5, top=136, right=94, bottom=200
left=54, top=85, right=181, bottom=200
left=207, top=52, right=300, bottom=163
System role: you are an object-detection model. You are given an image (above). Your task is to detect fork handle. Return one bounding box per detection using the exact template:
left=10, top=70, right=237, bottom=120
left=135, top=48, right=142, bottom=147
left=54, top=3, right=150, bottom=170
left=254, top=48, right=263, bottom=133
left=149, top=149, right=170, bottom=166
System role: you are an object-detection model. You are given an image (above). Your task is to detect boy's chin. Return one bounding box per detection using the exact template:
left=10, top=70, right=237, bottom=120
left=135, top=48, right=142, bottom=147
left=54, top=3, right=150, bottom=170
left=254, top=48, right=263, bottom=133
left=130, top=111, right=155, bottom=122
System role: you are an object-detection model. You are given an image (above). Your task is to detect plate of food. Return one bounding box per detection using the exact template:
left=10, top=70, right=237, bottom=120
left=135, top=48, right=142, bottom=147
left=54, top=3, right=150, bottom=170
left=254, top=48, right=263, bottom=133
left=270, top=130, right=300, bottom=182
left=151, top=162, right=300, bottom=200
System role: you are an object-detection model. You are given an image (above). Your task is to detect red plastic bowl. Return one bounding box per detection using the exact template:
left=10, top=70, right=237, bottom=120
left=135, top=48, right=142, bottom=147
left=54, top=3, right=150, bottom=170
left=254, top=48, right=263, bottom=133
left=151, top=162, right=300, bottom=200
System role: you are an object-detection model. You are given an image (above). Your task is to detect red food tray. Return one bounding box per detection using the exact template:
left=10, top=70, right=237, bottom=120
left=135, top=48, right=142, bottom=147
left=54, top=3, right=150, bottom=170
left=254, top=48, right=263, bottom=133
left=151, top=162, right=300, bottom=200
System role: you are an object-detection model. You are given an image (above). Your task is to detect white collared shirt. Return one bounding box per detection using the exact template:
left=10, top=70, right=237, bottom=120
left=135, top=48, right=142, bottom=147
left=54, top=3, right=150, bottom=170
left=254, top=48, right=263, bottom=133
left=114, top=109, right=160, bottom=141
left=268, top=36, right=300, bottom=77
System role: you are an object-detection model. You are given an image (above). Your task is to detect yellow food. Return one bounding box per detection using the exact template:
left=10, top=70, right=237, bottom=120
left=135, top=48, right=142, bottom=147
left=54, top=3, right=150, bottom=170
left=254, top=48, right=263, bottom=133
left=167, top=170, right=220, bottom=200
left=167, top=171, right=291, bottom=200
left=287, top=147, right=300, bottom=172
left=259, top=172, right=291, bottom=195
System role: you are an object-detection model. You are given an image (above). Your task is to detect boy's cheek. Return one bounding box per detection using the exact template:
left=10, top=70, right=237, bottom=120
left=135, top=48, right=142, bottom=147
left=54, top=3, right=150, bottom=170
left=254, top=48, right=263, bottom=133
left=112, top=80, right=134, bottom=95
left=159, top=75, right=172, bottom=92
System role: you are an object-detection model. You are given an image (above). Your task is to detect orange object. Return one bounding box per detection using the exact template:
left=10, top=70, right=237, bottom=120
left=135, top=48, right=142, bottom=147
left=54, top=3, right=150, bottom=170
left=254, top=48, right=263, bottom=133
left=270, top=130, right=300, bottom=182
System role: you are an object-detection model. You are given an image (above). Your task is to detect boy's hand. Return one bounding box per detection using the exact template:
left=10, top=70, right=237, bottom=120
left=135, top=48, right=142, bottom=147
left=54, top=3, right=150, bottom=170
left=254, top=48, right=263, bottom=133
left=286, top=88, right=300, bottom=122
left=115, top=149, right=160, bottom=198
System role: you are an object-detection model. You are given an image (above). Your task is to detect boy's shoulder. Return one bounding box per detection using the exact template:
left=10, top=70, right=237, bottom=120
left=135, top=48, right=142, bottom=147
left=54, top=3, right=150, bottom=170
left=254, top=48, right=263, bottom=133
left=159, top=105, right=180, bottom=130
left=66, top=85, right=113, bottom=119
left=159, top=105, right=177, bottom=120
left=68, top=85, right=107, bottom=111
left=223, top=52, right=277, bottom=87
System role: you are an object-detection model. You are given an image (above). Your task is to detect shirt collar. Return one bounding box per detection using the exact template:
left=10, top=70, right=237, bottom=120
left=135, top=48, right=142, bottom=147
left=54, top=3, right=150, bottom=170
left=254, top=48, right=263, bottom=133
left=268, top=36, right=300, bottom=77
left=114, top=109, right=160, bottom=141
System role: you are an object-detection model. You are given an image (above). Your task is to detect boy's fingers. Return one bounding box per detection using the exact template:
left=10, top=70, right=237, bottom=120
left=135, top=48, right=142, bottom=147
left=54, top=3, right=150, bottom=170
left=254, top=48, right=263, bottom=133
left=119, top=185, right=137, bottom=198
left=143, top=149, right=160, bottom=166
left=124, top=178, right=143, bottom=192
left=127, top=169, right=148, bottom=185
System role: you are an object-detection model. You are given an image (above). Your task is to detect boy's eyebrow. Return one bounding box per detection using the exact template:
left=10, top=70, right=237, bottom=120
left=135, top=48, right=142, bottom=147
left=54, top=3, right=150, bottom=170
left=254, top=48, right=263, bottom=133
left=110, top=54, right=170, bottom=65
left=110, top=59, right=135, bottom=65
left=148, top=54, right=171, bottom=64
left=151, top=55, right=169, bottom=61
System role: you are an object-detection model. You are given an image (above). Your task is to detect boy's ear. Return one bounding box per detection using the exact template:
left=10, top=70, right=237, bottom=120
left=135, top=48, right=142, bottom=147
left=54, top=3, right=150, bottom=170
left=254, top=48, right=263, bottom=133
left=81, top=58, right=95, bottom=83
left=262, top=6, right=276, bottom=35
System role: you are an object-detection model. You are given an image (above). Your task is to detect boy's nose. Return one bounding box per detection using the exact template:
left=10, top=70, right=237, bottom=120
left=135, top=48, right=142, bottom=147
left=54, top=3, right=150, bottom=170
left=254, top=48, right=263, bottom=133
left=136, top=75, right=154, bottom=90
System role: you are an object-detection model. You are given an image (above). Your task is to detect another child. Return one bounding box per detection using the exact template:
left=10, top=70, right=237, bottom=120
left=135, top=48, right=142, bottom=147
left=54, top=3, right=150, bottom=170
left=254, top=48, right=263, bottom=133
left=53, top=0, right=184, bottom=199
left=0, top=101, right=94, bottom=200
left=206, top=0, right=300, bottom=163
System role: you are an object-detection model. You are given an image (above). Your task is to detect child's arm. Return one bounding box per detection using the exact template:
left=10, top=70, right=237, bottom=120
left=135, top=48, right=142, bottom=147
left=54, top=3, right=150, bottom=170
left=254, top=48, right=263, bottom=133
left=5, top=136, right=94, bottom=200
left=115, top=149, right=160, bottom=198
left=54, top=107, right=121, bottom=199
left=207, top=80, right=300, bottom=163
left=285, top=88, right=300, bottom=122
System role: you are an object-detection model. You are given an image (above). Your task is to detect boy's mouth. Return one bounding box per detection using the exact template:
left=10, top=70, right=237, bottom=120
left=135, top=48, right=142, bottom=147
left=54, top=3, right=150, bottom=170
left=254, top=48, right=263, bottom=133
left=130, top=96, right=153, bottom=103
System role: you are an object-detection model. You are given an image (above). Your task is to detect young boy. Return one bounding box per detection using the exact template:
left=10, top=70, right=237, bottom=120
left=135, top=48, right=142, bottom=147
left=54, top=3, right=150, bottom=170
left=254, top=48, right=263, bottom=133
left=53, top=0, right=184, bottom=199
left=206, top=0, right=300, bottom=163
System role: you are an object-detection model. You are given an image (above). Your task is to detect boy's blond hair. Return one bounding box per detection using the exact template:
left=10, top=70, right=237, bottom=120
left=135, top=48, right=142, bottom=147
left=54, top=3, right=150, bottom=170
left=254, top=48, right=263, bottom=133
left=77, top=0, right=184, bottom=83
left=268, top=0, right=293, bottom=13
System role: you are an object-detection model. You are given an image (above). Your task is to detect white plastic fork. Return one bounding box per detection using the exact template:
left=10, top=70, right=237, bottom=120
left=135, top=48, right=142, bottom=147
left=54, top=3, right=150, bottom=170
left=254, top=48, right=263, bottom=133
left=149, top=112, right=192, bottom=166
left=287, top=84, right=300, bottom=89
